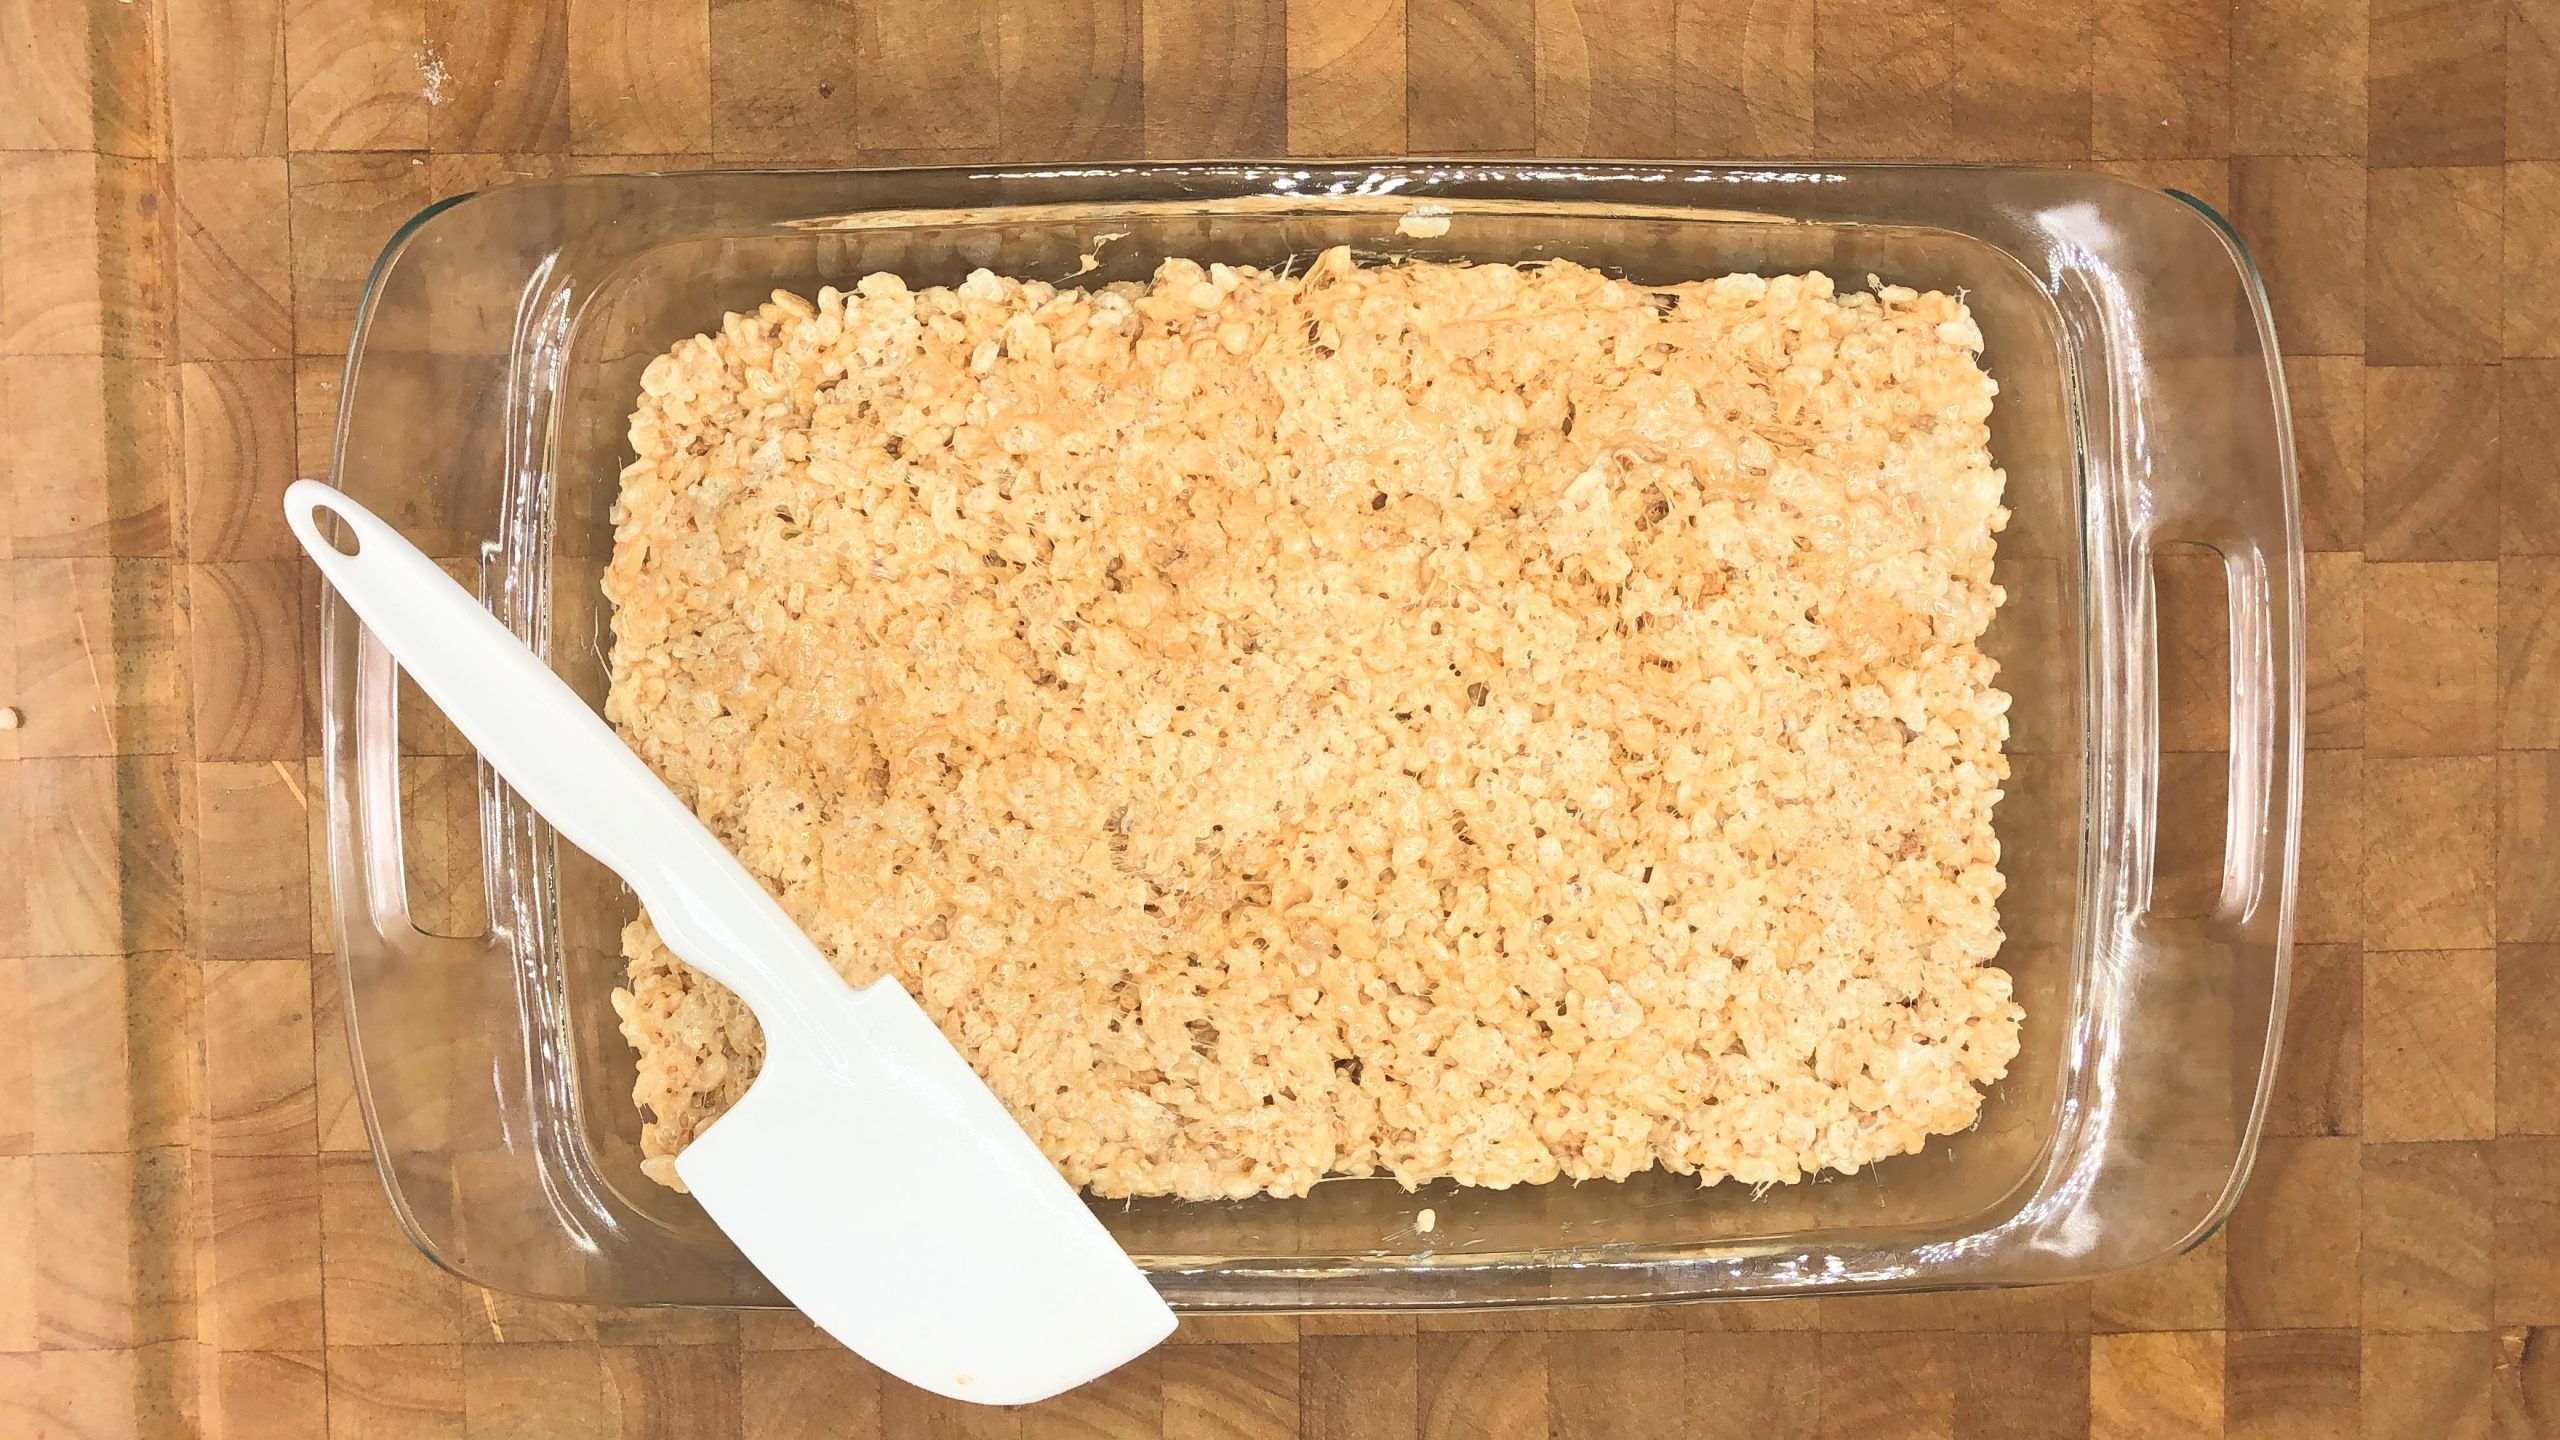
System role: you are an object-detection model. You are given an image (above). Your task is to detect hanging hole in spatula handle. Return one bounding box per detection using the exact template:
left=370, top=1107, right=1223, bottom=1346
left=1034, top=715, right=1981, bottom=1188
left=286, top=480, right=369, bottom=559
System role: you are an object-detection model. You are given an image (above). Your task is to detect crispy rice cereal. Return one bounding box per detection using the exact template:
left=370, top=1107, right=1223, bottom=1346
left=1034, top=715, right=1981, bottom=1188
left=605, top=250, right=2021, bottom=1201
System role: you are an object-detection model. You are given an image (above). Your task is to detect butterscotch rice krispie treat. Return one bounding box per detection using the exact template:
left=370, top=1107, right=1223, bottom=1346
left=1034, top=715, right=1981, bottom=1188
left=605, top=248, right=2020, bottom=1201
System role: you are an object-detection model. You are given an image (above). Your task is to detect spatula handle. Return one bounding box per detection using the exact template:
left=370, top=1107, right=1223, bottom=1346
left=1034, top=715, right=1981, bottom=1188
left=286, top=481, right=852, bottom=1052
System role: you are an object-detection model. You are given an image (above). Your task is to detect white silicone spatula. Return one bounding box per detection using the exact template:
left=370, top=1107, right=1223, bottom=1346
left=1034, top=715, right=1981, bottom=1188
left=286, top=480, right=1174, bottom=1406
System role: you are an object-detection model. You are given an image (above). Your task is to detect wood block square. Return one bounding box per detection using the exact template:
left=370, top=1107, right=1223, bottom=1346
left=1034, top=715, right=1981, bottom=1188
left=1938, top=0, right=2089, bottom=164
left=0, top=763, right=32, bottom=955
left=0, top=0, right=96, bottom=150
left=602, top=1344, right=739, bottom=1439
left=2520, top=0, right=2560, bottom=160
left=463, top=1344, right=604, bottom=1439
left=1951, top=1333, right=2088, bottom=1440
left=2366, top=755, right=2497, bottom=950
left=1283, top=0, right=1401, bottom=157
left=8, top=558, right=183, bottom=758
left=2297, top=749, right=2364, bottom=946
left=0, top=152, right=105, bottom=356
left=1532, top=0, right=1678, bottom=159
left=1674, top=0, right=1815, bottom=158
left=0, top=1156, right=29, bottom=1347
left=1815, top=1331, right=1955, bottom=1438
left=1162, top=1340, right=1298, bottom=1438
left=1408, top=0, right=1536, bottom=154
left=27, top=1350, right=145, bottom=1440
left=2155, top=545, right=2232, bottom=752
left=1422, top=1332, right=1551, bottom=1440
left=2266, top=943, right=2360, bottom=1137
left=304, top=759, right=331, bottom=953
left=2368, top=167, right=2503, bottom=364
left=740, top=1350, right=884, bottom=1436
left=283, top=0, right=428, bottom=151
left=567, top=0, right=715, bottom=154
left=2369, top=0, right=2505, bottom=166
left=1141, top=0, right=1287, bottom=160
left=2091, top=1331, right=2225, bottom=1437
left=2364, top=949, right=2496, bottom=1140
left=2365, top=561, right=2496, bottom=755
left=302, top=953, right=368, bottom=1142
left=190, top=562, right=306, bottom=762
left=329, top=1344, right=464, bottom=1439
left=2232, top=0, right=2365, bottom=156
left=7, top=353, right=178, bottom=560
left=705, top=0, right=863, bottom=164
left=2494, top=1137, right=2560, bottom=1322
left=2303, top=553, right=2362, bottom=750
left=1811, top=0, right=1952, bottom=160
left=2504, top=752, right=2560, bottom=942
left=858, top=0, right=1000, bottom=153
left=203, top=1152, right=324, bottom=1350
left=2228, top=158, right=2365, bottom=357
left=319, top=1150, right=464, bottom=1344
left=179, top=360, right=297, bottom=562
left=2364, top=1331, right=2496, bottom=1440
left=1546, top=1331, right=1684, bottom=1436
left=286, top=151, right=432, bottom=360
left=2502, top=558, right=2560, bottom=748
left=194, top=761, right=314, bottom=959
left=2363, top=1140, right=2494, bottom=1332
left=0, top=963, right=27, bottom=1154
left=1302, top=1332, right=1421, bottom=1437
left=170, top=0, right=289, bottom=157
left=2092, top=0, right=2230, bottom=159
left=24, top=955, right=134, bottom=1155
left=2287, top=355, right=2363, bottom=552
left=105, top=156, right=185, bottom=362
left=2511, top=163, right=2560, bottom=360
left=126, top=954, right=199, bottom=1153
left=2368, top=364, right=2499, bottom=562
left=2501, top=946, right=2560, bottom=1134
left=991, top=0, right=1144, bottom=162
left=292, top=355, right=338, bottom=480
left=204, top=958, right=317, bottom=1156
left=426, top=0, right=569, bottom=151
left=2224, top=1328, right=2359, bottom=1439
left=2228, top=1135, right=2362, bottom=1329
left=32, top=1151, right=143, bottom=1348
left=175, top=158, right=292, bottom=363
left=2505, top=360, right=2560, bottom=555
left=19, top=755, right=185, bottom=957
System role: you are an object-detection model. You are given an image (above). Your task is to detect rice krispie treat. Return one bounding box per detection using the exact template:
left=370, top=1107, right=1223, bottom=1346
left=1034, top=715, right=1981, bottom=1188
left=605, top=249, right=2021, bottom=1201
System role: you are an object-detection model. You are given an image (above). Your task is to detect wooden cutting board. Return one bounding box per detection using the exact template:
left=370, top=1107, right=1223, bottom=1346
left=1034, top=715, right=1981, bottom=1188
left=4, top=0, right=2557, bottom=1433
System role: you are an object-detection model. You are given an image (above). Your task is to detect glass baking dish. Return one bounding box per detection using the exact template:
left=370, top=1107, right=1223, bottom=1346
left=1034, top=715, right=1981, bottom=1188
left=317, top=162, right=2302, bottom=1312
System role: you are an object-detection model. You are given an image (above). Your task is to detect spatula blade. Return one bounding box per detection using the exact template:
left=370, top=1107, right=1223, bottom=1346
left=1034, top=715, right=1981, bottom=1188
left=674, top=978, right=1175, bottom=1406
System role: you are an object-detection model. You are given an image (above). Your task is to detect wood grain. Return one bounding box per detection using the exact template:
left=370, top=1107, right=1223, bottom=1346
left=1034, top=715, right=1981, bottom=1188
left=7, top=4, right=2552, bottom=1434
left=1409, top=0, right=1536, bottom=153
left=2363, top=1141, right=2495, bottom=1332
left=1286, top=0, right=1404, bottom=156
left=1674, top=0, right=1813, bottom=157
left=2366, top=561, right=2497, bottom=756
left=2365, top=364, right=2499, bottom=561
left=2366, top=165, right=2502, bottom=365
left=2368, top=0, right=2503, bottom=167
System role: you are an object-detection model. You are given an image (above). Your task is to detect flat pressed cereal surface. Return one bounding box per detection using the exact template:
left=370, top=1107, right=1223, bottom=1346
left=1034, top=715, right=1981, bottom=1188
left=605, top=250, right=2020, bottom=1201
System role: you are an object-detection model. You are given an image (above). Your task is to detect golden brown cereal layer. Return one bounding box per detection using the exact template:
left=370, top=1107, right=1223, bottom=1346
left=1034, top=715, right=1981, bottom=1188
left=605, top=252, right=2020, bottom=1200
